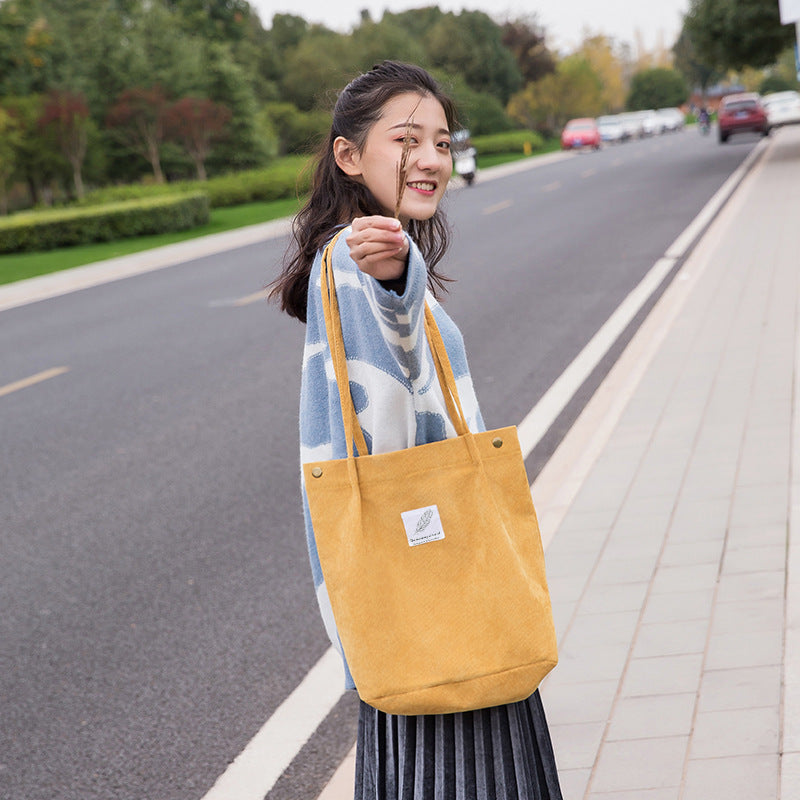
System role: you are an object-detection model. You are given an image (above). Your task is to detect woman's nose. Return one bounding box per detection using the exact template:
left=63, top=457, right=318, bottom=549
left=414, top=140, right=441, bottom=170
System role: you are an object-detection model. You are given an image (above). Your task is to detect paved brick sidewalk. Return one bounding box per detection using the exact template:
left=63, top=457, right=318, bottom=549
left=534, top=125, right=800, bottom=799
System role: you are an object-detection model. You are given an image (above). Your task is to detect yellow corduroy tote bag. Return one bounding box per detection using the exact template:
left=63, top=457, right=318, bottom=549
left=303, top=233, right=558, bottom=715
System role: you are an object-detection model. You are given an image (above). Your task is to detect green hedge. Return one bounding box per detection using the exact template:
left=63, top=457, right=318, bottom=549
left=0, top=193, right=209, bottom=254
left=471, top=130, right=545, bottom=155
left=81, top=156, right=312, bottom=209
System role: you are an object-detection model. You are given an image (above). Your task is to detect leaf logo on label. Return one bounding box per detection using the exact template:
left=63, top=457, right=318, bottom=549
left=415, top=509, right=433, bottom=533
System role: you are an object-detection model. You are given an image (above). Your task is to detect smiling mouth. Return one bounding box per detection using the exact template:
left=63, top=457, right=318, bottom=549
left=407, top=181, right=437, bottom=193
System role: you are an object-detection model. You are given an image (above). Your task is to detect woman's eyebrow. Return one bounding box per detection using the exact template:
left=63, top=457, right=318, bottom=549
left=388, top=122, right=451, bottom=136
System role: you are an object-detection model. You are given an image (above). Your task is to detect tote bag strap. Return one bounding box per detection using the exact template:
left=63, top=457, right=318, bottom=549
left=320, top=231, right=471, bottom=456
left=321, top=231, right=369, bottom=456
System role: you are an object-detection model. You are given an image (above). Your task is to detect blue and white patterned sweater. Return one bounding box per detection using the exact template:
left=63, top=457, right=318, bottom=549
left=299, top=227, right=485, bottom=689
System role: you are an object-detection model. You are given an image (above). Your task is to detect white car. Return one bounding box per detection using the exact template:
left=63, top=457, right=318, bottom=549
left=617, top=111, right=644, bottom=139
left=656, top=107, right=685, bottom=132
left=597, top=115, right=627, bottom=143
left=761, top=91, right=800, bottom=131
left=636, top=109, right=664, bottom=136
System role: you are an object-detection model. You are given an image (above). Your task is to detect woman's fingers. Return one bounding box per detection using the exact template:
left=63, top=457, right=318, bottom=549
left=347, top=216, right=409, bottom=280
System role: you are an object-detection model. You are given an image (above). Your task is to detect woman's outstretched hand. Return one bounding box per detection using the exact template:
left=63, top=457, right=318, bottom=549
left=346, top=216, right=409, bottom=281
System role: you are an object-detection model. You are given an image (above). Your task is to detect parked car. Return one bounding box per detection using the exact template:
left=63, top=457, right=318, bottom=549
left=656, top=107, right=685, bottom=132
left=717, top=93, right=768, bottom=143
left=597, top=115, right=627, bottom=143
left=560, top=118, right=601, bottom=150
left=761, top=90, right=800, bottom=132
left=617, top=111, right=644, bottom=139
left=634, top=109, right=665, bottom=136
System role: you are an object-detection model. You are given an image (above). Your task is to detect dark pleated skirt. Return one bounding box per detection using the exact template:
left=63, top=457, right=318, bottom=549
left=354, top=691, right=563, bottom=800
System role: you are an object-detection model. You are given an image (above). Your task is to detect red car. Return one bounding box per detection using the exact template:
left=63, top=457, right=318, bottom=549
left=560, top=118, right=601, bottom=150
left=717, top=93, right=768, bottom=143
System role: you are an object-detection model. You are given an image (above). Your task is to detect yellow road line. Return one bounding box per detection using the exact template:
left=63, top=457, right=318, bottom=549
left=233, top=289, right=269, bottom=307
left=482, top=200, right=513, bottom=215
left=0, top=366, right=70, bottom=399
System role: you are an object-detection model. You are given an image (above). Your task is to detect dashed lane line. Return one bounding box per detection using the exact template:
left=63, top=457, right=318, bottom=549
left=0, top=366, right=70, bottom=399
left=482, top=199, right=513, bottom=215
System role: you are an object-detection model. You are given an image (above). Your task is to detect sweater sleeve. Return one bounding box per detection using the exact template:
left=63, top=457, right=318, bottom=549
left=297, top=227, right=484, bottom=689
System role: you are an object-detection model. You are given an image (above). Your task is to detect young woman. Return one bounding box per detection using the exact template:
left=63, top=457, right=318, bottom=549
left=271, top=61, right=562, bottom=800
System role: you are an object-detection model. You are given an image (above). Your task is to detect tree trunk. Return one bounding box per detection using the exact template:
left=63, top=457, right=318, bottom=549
left=73, top=166, right=85, bottom=200
left=148, top=139, right=165, bottom=184
left=194, top=157, right=207, bottom=181
left=68, top=154, right=85, bottom=200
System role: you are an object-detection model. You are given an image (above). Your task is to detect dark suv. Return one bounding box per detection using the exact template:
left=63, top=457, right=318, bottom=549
left=717, top=93, right=768, bottom=143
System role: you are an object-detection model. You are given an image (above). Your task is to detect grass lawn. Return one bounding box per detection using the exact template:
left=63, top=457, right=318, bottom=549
left=476, top=139, right=562, bottom=168
left=0, top=197, right=301, bottom=286
left=0, top=143, right=561, bottom=287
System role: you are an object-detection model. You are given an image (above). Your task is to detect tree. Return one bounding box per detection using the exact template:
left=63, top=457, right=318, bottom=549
left=106, top=85, right=171, bottom=183
left=672, top=26, right=723, bottom=103
left=685, top=0, right=796, bottom=71
left=0, top=2, right=54, bottom=96
left=626, top=68, right=689, bottom=109
left=501, top=16, right=556, bottom=84
left=2, top=94, right=63, bottom=206
left=261, top=102, right=331, bottom=154
left=279, top=30, right=353, bottom=111
left=766, top=46, right=800, bottom=90
left=163, top=96, right=231, bottom=180
left=0, top=105, right=22, bottom=214
left=349, top=18, right=428, bottom=73
left=424, top=11, right=523, bottom=104
left=576, top=35, right=627, bottom=112
left=203, top=42, right=268, bottom=169
left=507, top=55, right=603, bottom=135
left=165, top=0, right=253, bottom=41
left=268, top=13, right=309, bottom=53
left=38, top=89, right=92, bottom=199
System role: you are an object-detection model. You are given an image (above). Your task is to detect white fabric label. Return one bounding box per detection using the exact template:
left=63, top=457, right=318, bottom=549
left=400, top=505, right=445, bottom=547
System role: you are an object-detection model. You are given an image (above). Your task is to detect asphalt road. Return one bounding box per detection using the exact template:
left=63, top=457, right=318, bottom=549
left=0, top=128, right=760, bottom=800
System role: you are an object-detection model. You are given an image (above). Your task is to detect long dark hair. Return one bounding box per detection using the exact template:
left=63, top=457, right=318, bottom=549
left=270, top=61, right=458, bottom=322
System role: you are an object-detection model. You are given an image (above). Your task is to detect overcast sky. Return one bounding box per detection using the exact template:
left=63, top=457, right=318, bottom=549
left=249, top=0, right=690, bottom=54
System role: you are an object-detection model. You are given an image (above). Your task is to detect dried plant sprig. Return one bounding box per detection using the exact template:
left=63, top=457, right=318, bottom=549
left=394, top=117, right=413, bottom=219
left=393, top=98, right=423, bottom=219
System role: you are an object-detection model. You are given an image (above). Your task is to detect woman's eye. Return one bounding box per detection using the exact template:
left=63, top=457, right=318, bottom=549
left=397, top=136, right=417, bottom=145
left=439, top=141, right=451, bottom=150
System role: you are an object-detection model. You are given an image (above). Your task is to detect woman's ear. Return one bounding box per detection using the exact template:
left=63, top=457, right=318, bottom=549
left=333, top=136, right=362, bottom=177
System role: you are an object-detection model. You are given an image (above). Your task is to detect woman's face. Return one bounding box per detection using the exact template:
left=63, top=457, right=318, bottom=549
left=342, top=92, right=452, bottom=226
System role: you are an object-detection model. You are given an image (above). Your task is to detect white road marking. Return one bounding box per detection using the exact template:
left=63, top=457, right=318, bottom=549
left=200, top=648, right=345, bottom=800
left=580, top=168, right=597, bottom=178
left=0, top=366, right=69, bottom=398
left=543, top=181, right=561, bottom=192
left=482, top=200, right=513, bottom=215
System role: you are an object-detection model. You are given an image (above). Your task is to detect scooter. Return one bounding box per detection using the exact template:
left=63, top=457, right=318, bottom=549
left=454, top=146, right=477, bottom=186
